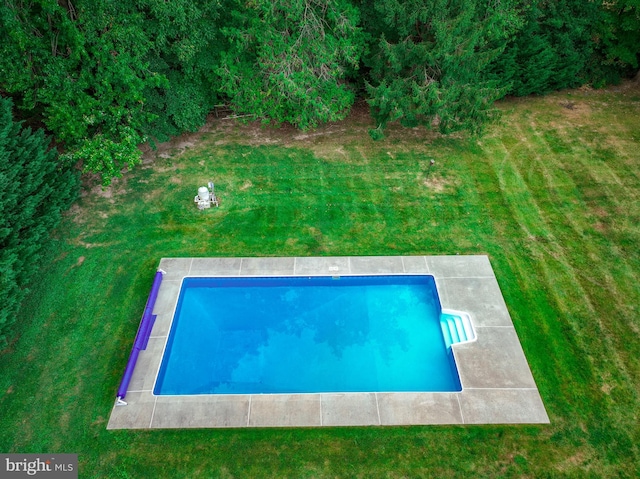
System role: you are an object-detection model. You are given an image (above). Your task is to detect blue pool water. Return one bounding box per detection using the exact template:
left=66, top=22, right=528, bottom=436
left=154, top=275, right=461, bottom=395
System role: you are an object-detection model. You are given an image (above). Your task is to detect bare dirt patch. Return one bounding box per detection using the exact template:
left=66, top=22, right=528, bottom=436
left=65, top=200, right=101, bottom=227
left=175, top=140, right=195, bottom=150
left=592, top=207, right=609, bottom=218
left=63, top=254, right=89, bottom=275
left=555, top=450, right=593, bottom=471
left=67, top=203, right=82, bottom=219
left=143, top=188, right=164, bottom=202
left=136, top=102, right=449, bottom=169
left=76, top=172, right=129, bottom=215
left=558, top=101, right=592, bottom=121
left=91, top=184, right=113, bottom=198
left=422, top=175, right=453, bottom=193
left=141, top=129, right=207, bottom=164
left=72, top=240, right=109, bottom=248
left=201, top=102, right=435, bottom=160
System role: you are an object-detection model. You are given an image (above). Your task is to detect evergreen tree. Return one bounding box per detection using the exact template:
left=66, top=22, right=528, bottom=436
left=489, top=0, right=603, bottom=96
left=362, top=0, right=519, bottom=139
left=0, top=98, right=78, bottom=347
left=218, top=0, right=364, bottom=129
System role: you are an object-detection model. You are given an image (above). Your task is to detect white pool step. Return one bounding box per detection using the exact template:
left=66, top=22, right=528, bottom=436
left=447, top=318, right=460, bottom=343
left=440, top=310, right=476, bottom=348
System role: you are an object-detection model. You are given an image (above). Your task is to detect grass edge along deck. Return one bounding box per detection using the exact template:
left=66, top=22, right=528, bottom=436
left=107, top=255, right=549, bottom=429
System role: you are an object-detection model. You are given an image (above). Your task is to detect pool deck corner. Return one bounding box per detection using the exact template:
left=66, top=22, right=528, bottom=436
left=107, top=255, right=549, bottom=429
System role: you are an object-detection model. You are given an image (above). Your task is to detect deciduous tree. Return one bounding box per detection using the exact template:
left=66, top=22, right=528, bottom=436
left=138, top=0, right=222, bottom=143
left=0, top=0, right=222, bottom=184
left=597, top=0, right=640, bottom=79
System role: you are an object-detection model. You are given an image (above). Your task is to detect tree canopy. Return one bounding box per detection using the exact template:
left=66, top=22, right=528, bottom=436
left=0, top=98, right=78, bottom=346
left=0, top=0, right=221, bottom=184
left=363, top=0, right=519, bottom=138
left=1, top=0, right=638, bottom=183
left=219, top=0, right=364, bottom=129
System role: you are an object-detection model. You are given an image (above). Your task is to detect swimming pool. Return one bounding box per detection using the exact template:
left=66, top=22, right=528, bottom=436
left=108, top=255, right=550, bottom=429
left=154, top=275, right=462, bottom=395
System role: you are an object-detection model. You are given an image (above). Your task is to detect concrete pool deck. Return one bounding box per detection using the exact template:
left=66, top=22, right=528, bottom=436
left=107, top=255, right=549, bottom=429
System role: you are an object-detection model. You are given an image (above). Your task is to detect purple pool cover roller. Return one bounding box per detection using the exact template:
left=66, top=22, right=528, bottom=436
left=116, top=269, right=164, bottom=405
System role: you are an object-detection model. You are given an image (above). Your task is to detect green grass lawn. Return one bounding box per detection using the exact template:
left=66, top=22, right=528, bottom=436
left=1, top=84, right=639, bottom=478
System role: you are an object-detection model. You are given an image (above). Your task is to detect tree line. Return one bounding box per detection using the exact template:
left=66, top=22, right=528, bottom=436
left=1, top=0, right=638, bottom=184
